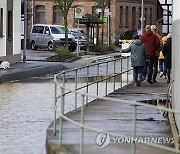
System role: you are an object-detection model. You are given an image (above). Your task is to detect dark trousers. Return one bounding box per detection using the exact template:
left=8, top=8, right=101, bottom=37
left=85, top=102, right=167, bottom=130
left=167, top=69, right=171, bottom=81
left=133, top=66, right=144, bottom=81
left=153, top=56, right=158, bottom=81
left=147, top=57, right=155, bottom=81
left=142, top=61, right=148, bottom=78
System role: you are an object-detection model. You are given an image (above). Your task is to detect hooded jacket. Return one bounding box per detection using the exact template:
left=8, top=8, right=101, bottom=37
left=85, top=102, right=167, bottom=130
left=162, top=38, right=172, bottom=69
left=121, top=39, right=147, bottom=67
left=140, top=30, right=160, bottom=58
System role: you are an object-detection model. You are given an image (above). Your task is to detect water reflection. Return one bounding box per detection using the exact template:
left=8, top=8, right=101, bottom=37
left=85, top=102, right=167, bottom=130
left=138, top=99, right=167, bottom=106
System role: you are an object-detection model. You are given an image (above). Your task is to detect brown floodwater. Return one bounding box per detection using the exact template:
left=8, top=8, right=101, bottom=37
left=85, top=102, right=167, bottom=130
left=0, top=79, right=55, bottom=154
left=0, top=73, right=131, bottom=154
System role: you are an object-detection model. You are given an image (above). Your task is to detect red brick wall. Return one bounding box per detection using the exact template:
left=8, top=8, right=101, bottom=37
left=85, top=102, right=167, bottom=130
left=27, top=0, right=161, bottom=44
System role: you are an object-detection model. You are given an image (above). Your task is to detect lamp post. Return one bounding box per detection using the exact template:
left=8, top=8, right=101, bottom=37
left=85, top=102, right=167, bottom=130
left=31, top=0, right=34, bottom=27
left=140, top=0, right=144, bottom=35
left=23, top=0, right=27, bottom=63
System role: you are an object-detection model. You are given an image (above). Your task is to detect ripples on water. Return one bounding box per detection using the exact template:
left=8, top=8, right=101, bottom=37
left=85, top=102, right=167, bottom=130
left=0, top=73, right=132, bottom=154
left=0, top=79, right=55, bottom=154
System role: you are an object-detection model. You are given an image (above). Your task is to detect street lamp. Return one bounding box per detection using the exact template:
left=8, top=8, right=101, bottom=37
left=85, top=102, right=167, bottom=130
left=140, top=0, right=144, bottom=35
left=23, top=0, right=27, bottom=63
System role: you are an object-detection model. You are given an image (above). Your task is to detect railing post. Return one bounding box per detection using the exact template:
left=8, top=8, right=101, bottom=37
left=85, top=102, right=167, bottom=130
left=106, top=62, right=108, bottom=96
left=113, top=59, right=116, bottom=91
left=120, top=58, right=123, bottom=88
left=75, top=69, right=78, bottom=110
left=59, top=73, right=65, bottom=145
left=80, top=94, right=85, bottom=154
left=54, top=81, right=57, bottom=136
left=127, top=56, right=129, bottom=85
left=132, top=105, right=137, bottom=154
left=97, top=64, right=99, bottom=96
left=86, top=66, right=89, bottom=105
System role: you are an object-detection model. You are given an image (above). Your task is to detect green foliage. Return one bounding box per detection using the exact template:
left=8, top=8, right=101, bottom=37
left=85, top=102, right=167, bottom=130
left=78, top=13, right=104, bottom=24
left=93, top=0, right=110, bottom=11
left=54, top=46, right=76, bottom=62
left=53, top=0, right=74, bottom=46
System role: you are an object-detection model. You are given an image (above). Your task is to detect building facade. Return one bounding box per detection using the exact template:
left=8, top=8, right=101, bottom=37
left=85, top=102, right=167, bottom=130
left=0, top=0, right=21, bottom=64
left=159, top=0, right=172, bottom=33
left=172, top=0, right=180, bottom=136
left=27, top=0, right=163, bottom=44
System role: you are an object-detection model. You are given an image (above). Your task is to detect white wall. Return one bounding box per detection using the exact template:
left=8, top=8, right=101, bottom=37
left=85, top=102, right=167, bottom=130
left=172, top=0, right=180, bottom=132
left=0, top=0, right=21, bottom=62
left=0, top=0, right=7, bottom=56
left=13, top=0, right=21, bottom=55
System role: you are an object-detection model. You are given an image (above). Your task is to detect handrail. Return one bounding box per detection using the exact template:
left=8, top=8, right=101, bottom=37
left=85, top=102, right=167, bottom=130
left=53, top=54, right=180, bottom=154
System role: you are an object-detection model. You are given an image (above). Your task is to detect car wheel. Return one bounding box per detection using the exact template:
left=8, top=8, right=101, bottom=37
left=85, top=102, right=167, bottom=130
left=48, top=42, right=54, bottom=51
left=31, top=41, right=37, bottom=50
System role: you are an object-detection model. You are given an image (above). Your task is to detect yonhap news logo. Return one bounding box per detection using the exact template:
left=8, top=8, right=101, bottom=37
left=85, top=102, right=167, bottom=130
left=96, top=133, right=110, bottom=148
left=96, top=133, right=174, bottom=148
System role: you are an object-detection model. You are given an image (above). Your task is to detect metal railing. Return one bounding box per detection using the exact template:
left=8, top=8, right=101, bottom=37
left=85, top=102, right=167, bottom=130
left=53, top=54, right=180, bottom=154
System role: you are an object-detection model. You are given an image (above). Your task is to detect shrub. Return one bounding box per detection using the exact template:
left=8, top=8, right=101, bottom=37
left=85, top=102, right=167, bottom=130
left=54, top=46, right=76, bottom=62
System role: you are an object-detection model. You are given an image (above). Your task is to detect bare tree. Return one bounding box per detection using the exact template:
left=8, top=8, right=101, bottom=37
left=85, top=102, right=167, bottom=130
left=93, top=0, right=110, bottom=44
left=54, top=0, right=74, bottom=47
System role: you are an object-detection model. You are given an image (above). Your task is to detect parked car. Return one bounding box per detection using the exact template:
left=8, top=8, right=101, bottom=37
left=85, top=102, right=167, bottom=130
left=118, top=30, right=140, bottom=47
left=69, top=29, right=87, bottom=51
left=30, top=24, right=76, bottom=51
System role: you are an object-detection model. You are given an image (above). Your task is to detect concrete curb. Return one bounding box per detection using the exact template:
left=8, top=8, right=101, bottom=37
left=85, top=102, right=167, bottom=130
left=0, top=62, right=68, bottom=83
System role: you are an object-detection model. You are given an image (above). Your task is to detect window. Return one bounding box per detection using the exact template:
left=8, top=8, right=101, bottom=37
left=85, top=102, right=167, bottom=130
left=0, top=8, right=3, bottom=37
left=132, top=7, right=136, bottom=31
left=8, top=11, right=13, bottom=39
left=53, top=6, right=63, bottom=24
left=50, top=26, right=64, bottom=34
left=150, top=8, right=152, bottom=25
left=35, top=5, right=45, bottom=24
left=138, top=7, right=141, bottom=28
left=32, top=26, right=44, bottom=34
left=144, top=8, right=147, bottom=26
left=120, top=6, right=123, bottom=28
left=125, top=7, right=129, bottom=28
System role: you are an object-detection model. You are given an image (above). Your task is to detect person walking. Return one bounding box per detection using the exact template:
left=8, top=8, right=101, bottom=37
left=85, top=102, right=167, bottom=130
left=150, top=25, right=163, bottom=83
left=121, top=35, right=147, bottom=86
left=162, top=33, right=172, bottom=83
left=140, top=25, right=160, bottom=84
left=159, top=33, right=168, bottom=78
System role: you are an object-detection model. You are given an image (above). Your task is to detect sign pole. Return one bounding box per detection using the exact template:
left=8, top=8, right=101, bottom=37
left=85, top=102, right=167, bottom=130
left=77, top=19, right=80, bottom=56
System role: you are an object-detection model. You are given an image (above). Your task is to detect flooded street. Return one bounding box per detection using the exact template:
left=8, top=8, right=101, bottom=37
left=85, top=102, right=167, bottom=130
left=0, top=58, right=132, bottom=154
left=0, top=77, right=130, bottom=154
left=0, top=79, right=55, bottom=154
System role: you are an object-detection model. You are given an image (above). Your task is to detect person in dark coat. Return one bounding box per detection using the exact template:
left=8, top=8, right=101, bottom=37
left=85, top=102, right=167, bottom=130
left=140, top=25, right=160, bottom=84
left=121, top=35, right=147, bottom=86
left=162, top=33, right=172, bottom=83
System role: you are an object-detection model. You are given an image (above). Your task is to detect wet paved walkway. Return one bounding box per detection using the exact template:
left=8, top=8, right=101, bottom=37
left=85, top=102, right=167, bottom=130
left=46, top=76, right=174, bottom=154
